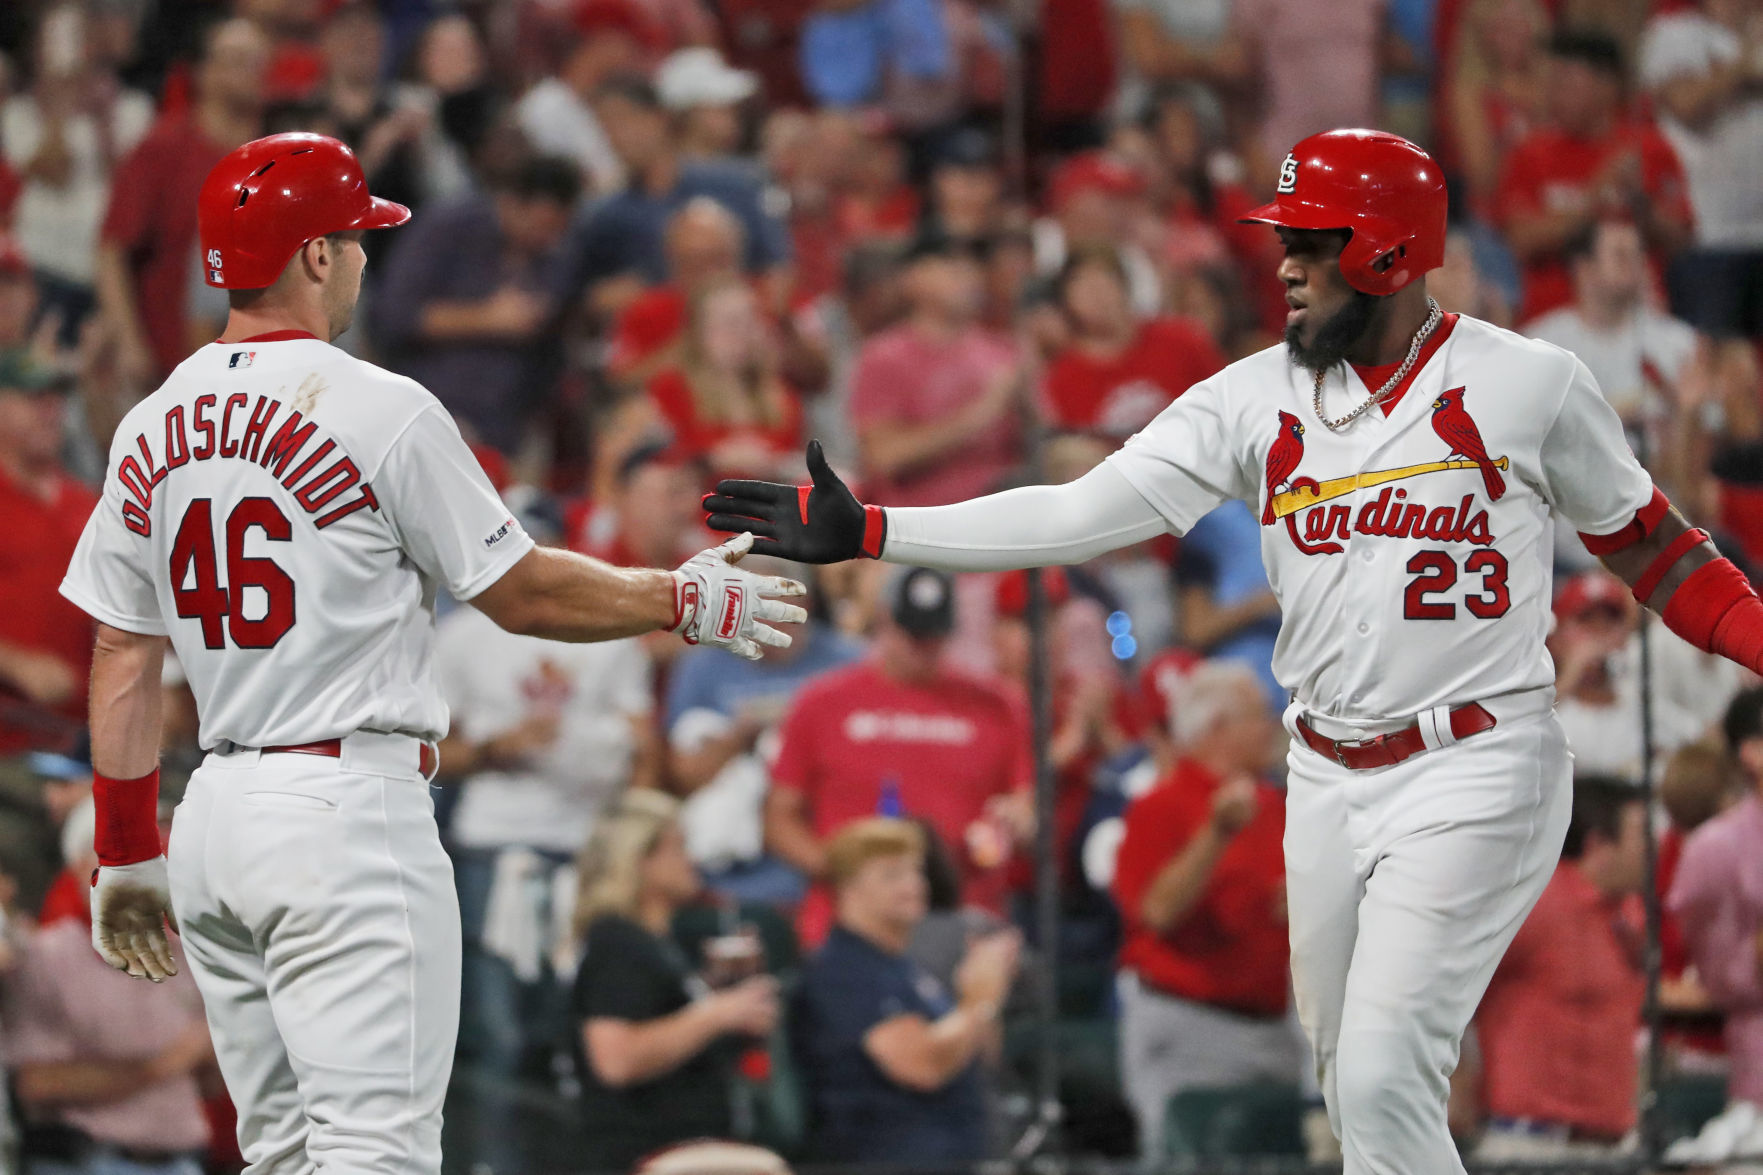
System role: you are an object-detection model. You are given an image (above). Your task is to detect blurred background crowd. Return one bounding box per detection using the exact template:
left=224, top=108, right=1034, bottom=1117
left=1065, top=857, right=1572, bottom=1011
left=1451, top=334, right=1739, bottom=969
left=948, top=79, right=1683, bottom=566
left=5, top=0, right=1763, bottom=1172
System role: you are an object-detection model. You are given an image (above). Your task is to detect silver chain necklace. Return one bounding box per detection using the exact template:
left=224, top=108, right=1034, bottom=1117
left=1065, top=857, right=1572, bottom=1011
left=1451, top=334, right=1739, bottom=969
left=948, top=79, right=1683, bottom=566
left=1311, top=297, right=1443, bottom=432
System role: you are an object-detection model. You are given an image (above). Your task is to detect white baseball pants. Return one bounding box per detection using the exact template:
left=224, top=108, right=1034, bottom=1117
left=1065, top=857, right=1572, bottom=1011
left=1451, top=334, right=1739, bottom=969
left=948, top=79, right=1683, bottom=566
left=166, top=734, right=459, bottom=1175
left=1281, top=692, right=1572, bottom=1175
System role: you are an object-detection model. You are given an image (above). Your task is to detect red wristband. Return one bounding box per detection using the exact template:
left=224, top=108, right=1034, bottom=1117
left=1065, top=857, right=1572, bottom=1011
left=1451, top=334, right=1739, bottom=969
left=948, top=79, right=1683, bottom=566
left=1634, top=527, right=1710, bottom=605
left=92, top=768, right=163, bottom=867
left=860, top=504, right=886, bottom=559
left=1661, top=557, right=1763, bottom=672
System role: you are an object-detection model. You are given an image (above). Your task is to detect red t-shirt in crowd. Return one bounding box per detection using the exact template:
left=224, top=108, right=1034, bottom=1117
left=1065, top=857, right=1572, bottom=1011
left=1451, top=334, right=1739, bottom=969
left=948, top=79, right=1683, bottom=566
left=849, top=323, right=1019, bottom=507
left=644, top=368, right=802, bottom=476
left=1494, top=123, right=1691, bottom=323
left=1111, top=760, right=1289, bottom=1017
left=101, top=115, right=230, bottom=379
left=0, top=466, right=98, bottom=754
left=1476, top=862, right=1646, bottom=1137
left=1042, top=318, right=1224, bottom=438
left=771, top=659, right=1032, bottom=944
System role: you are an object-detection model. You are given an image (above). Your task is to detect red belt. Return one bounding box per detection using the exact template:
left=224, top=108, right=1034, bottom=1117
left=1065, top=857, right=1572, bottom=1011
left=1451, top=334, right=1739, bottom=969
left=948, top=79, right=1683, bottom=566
left=263, top=739, right=438, bottom=777
left=1295, top=703, right=1496, bottom=770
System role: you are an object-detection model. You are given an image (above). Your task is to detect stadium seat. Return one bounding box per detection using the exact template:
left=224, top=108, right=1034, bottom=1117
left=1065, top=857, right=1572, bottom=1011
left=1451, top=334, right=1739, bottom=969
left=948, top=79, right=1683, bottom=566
left=1163, top=1082, right=1307, bottom=1159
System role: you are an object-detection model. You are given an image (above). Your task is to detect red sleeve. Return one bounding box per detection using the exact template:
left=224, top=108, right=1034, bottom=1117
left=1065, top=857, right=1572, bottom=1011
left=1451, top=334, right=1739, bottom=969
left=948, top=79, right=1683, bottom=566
left=101, top=132, right=160, bottom=251
left=1159, top=317, right=1227, bottom=390
left=610, top=291, right=682, bottom=371
left=1492, top=139, right=1543, bottom=229
left=1040, top=353, right=1085, bottom=431
left=1004, top=689, right=1033, bottom=793
left=645, top=368, right=700, bottom=448
left=0, top=157, right=18, bottom=226
left=769, top=684, right=820, bottom=800
left=1640, top=128, right=1695, bottom=230
left=1110, top=783, right=1193, bottom=930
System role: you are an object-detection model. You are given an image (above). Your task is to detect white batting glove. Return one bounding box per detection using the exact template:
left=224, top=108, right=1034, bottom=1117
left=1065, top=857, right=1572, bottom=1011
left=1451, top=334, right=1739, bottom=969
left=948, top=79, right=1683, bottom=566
left=91, top=857, right=179, bottom=982
left=670, top=532, right=808, bottom=660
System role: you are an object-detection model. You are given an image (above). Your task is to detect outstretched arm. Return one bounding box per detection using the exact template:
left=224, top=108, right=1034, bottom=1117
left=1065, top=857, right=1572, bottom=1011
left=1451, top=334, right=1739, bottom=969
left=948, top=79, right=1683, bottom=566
left=704, top=441, right=1169, bottom=570
left=1588, top=491, right=1763, bottom=674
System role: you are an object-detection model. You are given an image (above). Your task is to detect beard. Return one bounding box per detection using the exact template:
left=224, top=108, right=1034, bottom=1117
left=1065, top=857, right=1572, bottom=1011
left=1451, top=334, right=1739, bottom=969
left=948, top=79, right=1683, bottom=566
left=1285, top=290, right=1381, bottom=373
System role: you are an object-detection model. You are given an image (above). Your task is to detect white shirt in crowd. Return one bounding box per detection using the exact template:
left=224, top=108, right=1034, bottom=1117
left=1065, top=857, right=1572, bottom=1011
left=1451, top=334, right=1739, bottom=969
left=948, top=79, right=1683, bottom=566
left=1556, top=628, right=1740, bottom=785
left=1640, top=12, right=1763, bottom=248
left=1525, top=303, right=1699, bottom=422
left=436, top=606, right=652, bottom=853
left=514, top=78, right=625, bottom=197
left=1, top=88, right=154, bottom=284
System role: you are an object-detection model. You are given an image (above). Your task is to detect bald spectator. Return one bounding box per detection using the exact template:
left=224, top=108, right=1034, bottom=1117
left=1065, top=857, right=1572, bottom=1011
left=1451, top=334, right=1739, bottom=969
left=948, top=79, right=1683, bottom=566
left=657, top=48, right=760, bottom=161
left=94, top=17, right=267, bottom=387
left=1496, top=30, right=1693, bottom=323
left=1111, top=660, right=1299, bottom=1158
left=1641, top=0, right=1763, bottom=337
left=375, top=156, right=582, bottom=454
left=851, top=237, right=1022, bottom=508
left=516, top=0, right=648, bottom=197
left=574, top=77, right=789, bottom=316
left=1, top=5, right=154, bottom=343
left=608, top=197, right=747, bottom=384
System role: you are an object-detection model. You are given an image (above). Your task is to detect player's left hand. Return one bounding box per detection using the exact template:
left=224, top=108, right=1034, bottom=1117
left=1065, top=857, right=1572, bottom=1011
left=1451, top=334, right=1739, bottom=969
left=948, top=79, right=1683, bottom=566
left=670, top=533, right=808, bottom=660
left=91, top=856, right=179, bottom=982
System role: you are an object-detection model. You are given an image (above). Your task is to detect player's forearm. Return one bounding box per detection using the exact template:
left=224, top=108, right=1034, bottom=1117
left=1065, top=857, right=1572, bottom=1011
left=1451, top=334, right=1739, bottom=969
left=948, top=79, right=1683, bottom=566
left=470, top=547, right=677, bottom=642
left=1596, top=502, right=1763, bottom=673
left=882, top=462, right=1167, bottom=570
left=93, top=244, right=148, bottom=347
left=859, top=418, right=982, bottom=481
left=88, top=625, right=166, bottom=779
left=1138, top=825, right=1228, bottom=935
left=763, top=792, right=826, bottom=877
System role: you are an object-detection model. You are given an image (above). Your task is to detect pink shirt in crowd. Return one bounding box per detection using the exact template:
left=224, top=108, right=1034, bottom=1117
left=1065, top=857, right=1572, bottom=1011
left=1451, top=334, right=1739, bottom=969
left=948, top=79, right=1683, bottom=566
left=2, top=918, right=210, bottom=1152
left=849, top=323, right=1020, bottom=508
left=1669, top=791, right=1763, bottom=1107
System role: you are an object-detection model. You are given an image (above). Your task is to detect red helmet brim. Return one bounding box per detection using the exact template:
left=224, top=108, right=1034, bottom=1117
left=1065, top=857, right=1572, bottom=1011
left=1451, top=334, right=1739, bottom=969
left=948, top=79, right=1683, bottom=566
left=1237, top=197, right=1352, bottom=231
left=345, top=196, right=412, bottom=232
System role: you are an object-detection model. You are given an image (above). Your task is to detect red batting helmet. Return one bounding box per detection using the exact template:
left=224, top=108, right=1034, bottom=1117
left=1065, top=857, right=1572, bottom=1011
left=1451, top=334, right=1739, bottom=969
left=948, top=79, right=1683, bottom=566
left=1238, top=128, right=1447, bottom=297
left=198, top=132, right=410, bottom=289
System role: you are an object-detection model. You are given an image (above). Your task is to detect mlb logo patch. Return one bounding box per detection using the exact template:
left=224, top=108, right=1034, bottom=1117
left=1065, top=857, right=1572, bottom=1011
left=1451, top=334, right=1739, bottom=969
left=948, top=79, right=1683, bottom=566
left=229, top=351, right=255, bottom=369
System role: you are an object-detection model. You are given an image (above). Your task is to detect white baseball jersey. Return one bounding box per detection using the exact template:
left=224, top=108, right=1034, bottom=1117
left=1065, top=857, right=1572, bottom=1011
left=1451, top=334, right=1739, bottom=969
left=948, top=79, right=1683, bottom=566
left=1107, top=314, right=1653, bottom=719
left=60, top=334, right=535, bottom=749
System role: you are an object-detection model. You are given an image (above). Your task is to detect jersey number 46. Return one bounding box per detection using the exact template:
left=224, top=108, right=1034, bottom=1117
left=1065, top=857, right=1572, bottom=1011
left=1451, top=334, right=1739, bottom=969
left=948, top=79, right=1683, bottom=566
left=170, top=497, right=296, bottom=650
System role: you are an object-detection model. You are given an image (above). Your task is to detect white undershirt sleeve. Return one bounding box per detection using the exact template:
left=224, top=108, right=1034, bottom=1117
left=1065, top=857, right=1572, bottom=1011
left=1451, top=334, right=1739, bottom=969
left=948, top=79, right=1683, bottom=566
left=881, top=461, right=1171, bottom=570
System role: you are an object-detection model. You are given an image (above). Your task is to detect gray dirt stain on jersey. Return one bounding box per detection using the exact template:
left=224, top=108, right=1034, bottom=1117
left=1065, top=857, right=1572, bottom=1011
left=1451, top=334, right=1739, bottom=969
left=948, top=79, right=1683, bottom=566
left=291, top=374, right=327, bottom=415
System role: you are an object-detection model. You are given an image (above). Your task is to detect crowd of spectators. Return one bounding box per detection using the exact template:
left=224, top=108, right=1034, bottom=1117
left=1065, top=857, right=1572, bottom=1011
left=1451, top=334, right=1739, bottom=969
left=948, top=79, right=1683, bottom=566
left=5, top=0, right=1763, bottom=1172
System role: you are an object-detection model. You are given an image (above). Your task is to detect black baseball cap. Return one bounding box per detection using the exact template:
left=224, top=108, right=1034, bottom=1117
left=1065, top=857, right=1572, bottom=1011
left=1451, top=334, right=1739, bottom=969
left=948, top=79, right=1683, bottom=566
left=890, top=567, right=956, bottom=638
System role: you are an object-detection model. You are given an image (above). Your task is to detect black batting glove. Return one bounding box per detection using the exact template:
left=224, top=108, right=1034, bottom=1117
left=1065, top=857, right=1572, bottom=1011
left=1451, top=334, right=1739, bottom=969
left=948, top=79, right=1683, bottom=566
left=703, top=440, right=885, bottom=564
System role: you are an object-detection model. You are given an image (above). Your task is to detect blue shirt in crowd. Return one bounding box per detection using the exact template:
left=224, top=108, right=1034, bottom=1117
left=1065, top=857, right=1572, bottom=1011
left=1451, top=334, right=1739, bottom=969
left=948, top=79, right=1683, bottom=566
left=1177, top=500, right=1284, bottom=709
left=664, top=622, right=863, bottom=731
left=793, top=925, right=989, bottom=1165
left=799, top=0, right=954, bottom=107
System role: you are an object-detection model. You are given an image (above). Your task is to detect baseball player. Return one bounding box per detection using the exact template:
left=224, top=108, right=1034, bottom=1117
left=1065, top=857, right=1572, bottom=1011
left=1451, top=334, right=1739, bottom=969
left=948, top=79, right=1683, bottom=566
left=703, top=129, right=1763, bottom=1175
left=58, top=133, right=804, bottom=1175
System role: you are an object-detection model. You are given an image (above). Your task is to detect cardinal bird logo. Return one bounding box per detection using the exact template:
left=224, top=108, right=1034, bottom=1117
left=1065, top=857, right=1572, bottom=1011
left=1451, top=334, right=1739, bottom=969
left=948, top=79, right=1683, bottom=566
left=1430, top=387, right=1506, bottom=501
left=1263, top=410, right=1306, bottom=525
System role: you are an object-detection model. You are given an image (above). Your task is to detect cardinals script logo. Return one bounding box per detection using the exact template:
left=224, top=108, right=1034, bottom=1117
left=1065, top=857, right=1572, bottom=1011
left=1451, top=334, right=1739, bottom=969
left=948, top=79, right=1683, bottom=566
left=1261, top=387, right=1510, bottom=556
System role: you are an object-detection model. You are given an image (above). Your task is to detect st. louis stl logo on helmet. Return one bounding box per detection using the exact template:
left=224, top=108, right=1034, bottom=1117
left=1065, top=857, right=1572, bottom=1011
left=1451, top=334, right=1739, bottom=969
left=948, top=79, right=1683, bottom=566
left=1277, top=154, right=1299, bottom=194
